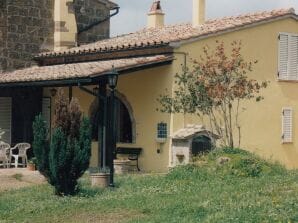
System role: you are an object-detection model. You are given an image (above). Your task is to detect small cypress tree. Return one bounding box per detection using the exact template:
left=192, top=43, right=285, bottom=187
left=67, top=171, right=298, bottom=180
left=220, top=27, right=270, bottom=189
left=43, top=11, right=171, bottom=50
left=32, top=115, right=51, bottom=181
left=32, top=89, right=91, bottom=196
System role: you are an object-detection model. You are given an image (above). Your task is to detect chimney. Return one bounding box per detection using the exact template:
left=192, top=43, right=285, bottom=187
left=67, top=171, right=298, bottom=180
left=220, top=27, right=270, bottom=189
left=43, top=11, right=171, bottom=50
left=193, top=0, right=205, bottom=27
left=54, top=0, right=77, bottom=51
left=147, top=1, right=165, bottom=28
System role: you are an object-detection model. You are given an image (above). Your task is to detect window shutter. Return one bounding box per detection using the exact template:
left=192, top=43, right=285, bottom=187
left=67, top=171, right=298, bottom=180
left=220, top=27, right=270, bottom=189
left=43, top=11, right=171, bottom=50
left=288, top=35, right=298, bottom=80
left=279, top=34, right=289, bottom=80
left=282, top=107, right=293, bottom=143
left=0, top=97, right=12, bottom=144
left=42, top=97, right=51, bottom=132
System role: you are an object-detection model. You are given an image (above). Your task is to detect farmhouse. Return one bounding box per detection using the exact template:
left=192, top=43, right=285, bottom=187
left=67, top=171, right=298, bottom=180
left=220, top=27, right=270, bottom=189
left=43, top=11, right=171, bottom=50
left=0, top=0, right=298, bottom=171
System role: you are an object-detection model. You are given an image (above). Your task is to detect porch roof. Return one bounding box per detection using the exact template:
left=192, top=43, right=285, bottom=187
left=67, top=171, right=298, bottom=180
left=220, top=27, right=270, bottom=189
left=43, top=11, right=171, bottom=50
left=0, top=55, right=173, bottom=87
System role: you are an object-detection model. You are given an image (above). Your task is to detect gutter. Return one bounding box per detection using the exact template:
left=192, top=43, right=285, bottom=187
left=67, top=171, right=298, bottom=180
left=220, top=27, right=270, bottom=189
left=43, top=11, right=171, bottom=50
left=78, top=6, right=120, bottom=34
left=0, top=57, right=173, bottom=88
left=0, top=78, right=92, bottom=88
left=170, top=14, right=298, bottom=49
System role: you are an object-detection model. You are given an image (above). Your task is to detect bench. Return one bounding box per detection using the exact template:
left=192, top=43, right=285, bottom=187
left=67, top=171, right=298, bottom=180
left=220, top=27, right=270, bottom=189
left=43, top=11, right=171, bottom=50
left=116, top=147, right=142, bottom=171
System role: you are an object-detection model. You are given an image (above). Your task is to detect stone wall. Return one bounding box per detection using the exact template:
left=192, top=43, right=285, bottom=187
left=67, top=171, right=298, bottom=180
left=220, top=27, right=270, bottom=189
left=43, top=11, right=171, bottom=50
left=74, top=0, right=111, bottom=45
left=0, top=0, right=112, bottom=72
left=0, top=0, right=7, bottom=71
left=0, top=0, right=55, bottom=71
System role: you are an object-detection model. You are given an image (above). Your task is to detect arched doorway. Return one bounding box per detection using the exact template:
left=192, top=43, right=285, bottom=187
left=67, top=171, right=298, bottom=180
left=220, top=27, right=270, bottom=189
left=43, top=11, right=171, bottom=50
left=191, top=135, right=212, bottom=155
left=89, top=92, right=135, bottom=144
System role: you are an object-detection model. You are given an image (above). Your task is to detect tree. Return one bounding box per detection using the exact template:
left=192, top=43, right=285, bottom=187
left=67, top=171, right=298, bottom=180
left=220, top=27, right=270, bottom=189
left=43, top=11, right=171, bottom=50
left=158, top=41, right=268, bottom=148
left=32, top=89, right=91, bottom=195
left=32, top=115, right=51, bottom=180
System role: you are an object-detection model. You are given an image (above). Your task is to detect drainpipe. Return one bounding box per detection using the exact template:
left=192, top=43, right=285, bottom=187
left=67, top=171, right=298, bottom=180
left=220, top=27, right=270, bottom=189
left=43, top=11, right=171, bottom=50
left=173, top=51, right=188, bottom=128
left=78, top=7, right=120, bottom=34
left=174, top=52, right=188, bottom=69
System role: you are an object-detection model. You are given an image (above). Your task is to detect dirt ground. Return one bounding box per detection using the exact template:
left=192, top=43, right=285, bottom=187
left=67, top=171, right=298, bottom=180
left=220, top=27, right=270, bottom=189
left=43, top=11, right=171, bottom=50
left=0, top=168, right=46, bottom=192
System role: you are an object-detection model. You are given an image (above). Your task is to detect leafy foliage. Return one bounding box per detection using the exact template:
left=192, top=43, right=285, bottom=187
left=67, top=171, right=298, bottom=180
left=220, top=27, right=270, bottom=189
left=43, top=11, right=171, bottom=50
left=158, top=41, right=269, bottom=148
left=32, top=89, right=91, bottom=196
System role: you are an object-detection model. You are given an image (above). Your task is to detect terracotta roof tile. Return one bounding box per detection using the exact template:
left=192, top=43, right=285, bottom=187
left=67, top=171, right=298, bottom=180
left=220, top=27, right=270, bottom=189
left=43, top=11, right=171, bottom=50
left=38, top=8, right=296, bottom=58
left=0, top=55, right=173, bottom=84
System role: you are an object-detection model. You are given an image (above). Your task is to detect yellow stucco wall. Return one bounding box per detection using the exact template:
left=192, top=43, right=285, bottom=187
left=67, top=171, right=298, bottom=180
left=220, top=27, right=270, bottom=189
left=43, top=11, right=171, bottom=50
left=172, top=18, right=298, bottom=169
left=44, top=65, right=173, bottom=172
left=44, top=17, right=298, bottom=171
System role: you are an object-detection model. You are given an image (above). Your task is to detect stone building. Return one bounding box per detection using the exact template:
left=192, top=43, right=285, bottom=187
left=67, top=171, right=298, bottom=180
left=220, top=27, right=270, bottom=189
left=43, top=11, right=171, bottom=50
left=0, top=0, right=118, bottom=72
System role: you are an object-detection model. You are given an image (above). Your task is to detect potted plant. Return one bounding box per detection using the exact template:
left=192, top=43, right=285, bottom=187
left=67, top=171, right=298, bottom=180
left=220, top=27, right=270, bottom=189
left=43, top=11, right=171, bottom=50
left=89, top=167, right=110, bottom=188
left=27, top=157, right=37, bottom=171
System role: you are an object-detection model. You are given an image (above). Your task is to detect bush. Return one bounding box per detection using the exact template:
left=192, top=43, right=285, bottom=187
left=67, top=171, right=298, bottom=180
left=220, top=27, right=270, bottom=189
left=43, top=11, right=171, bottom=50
left=32, top=89, right=91, bottom=196
left=32, top=115, right=51, bottom=180
left=230, top=157, right=263, bottom=177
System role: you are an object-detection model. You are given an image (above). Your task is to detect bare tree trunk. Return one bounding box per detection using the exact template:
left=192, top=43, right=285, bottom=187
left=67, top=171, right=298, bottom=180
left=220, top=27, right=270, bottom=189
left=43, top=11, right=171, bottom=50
left=235, top=99, right=241, bottom=148
left=228, top=102, right=234, bottom=148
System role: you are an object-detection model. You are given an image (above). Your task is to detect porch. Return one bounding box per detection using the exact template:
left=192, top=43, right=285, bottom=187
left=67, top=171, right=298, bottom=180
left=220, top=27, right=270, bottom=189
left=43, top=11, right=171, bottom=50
left=0, top=55, right=174, bottom=172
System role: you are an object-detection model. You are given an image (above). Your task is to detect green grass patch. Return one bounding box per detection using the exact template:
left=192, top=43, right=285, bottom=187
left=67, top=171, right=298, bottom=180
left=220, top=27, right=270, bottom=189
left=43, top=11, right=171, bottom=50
left=0, top=148, right=298, bottom=222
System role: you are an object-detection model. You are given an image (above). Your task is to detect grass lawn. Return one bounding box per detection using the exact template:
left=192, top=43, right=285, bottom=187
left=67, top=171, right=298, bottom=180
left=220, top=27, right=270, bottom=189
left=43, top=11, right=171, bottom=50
left=0, top=148, right=298, bottom=223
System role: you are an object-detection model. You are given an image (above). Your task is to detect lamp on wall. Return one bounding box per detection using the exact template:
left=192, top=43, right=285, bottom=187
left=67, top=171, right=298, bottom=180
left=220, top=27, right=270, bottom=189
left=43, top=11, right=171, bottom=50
left=50, top=88, right=57, bottom=97
left=107, top=66, right=119, bottom=90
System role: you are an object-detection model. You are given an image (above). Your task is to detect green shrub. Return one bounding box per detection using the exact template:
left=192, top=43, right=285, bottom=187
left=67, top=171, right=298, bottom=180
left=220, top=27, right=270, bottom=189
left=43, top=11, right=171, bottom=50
left=32, top=115, right=51, bottom=180
left=230, top=157, right=263, bottom=177
left=32, top=90, right=91, bottom=196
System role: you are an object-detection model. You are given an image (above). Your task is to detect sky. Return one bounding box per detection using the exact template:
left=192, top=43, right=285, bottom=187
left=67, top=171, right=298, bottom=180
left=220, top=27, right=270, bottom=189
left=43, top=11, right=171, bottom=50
left=110, top=0, right=298, bottom=37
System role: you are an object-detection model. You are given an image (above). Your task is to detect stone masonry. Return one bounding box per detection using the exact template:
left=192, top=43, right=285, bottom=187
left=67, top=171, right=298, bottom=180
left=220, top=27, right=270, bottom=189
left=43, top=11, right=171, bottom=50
left=0, top=0, right=112, bottom=72
left=74, top=0, right=111, bottom=44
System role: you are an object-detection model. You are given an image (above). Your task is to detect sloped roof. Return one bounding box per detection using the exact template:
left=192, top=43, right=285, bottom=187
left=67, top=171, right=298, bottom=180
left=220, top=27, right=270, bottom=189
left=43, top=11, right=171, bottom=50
left=172, top=124, right=219, bottom=140
left=0, top=55, right=173, bottom=85
left=38, top=8, right=296, bottom=58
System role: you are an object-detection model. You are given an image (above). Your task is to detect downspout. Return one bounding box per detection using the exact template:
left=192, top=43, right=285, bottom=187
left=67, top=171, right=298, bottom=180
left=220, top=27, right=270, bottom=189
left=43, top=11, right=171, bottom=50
left=78, top=7, right=120, bottom=34
left=174, top=51, right=188, bottom=127
left=169, top=51, right=188, bottom=167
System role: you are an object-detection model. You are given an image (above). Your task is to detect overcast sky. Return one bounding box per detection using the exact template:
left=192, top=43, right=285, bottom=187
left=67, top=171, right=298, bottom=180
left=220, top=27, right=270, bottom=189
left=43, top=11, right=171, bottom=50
left=110, top=0, right=298, bottom=36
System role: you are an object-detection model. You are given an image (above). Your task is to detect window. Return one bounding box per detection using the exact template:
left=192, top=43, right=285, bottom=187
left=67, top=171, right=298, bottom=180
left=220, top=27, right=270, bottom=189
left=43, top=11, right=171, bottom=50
left=279, top=33, right=298, bottom=80
left=282, top=107, right=292, bottom=143
left=157, top=122, right=167, bottom=139
left=0, top=97, right=12, bottom=144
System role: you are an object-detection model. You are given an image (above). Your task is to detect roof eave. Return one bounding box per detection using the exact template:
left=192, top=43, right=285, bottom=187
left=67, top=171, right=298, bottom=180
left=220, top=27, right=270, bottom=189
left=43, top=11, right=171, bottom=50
left=0, top=56, right=174, bottom=88
left=170, top=13, right=298, bottom=48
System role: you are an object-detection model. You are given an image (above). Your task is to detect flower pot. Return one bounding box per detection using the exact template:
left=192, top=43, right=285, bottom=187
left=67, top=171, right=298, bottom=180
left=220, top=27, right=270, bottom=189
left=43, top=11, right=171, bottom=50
left=27, top=163, right=36, bottom=171
left=90, top=173, right=110, bottom=188
left=114, top=159, right=131, bottom=174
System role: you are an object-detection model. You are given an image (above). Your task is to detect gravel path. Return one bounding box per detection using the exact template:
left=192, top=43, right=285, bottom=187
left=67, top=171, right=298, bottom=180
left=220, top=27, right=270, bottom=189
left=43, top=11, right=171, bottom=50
left=0, top=168, right=46, bottom=192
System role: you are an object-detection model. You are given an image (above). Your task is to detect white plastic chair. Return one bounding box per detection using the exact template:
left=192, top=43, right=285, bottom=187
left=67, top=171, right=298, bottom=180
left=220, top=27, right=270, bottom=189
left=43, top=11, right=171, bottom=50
left=10, top=143, right=31, bottom=168
left=0, top=142, right=11, bottom=168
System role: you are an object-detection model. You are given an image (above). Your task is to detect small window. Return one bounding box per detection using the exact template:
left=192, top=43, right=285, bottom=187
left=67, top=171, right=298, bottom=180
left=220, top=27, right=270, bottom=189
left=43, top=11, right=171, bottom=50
left=157, top=122, right=167, bottom=139
left=278, top=33, right=298, bottom=80
left=282, top=107, right=293, bottom=143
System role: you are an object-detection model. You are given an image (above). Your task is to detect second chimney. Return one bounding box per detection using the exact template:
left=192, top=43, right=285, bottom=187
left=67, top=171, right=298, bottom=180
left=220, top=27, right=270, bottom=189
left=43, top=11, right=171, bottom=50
left=147, top=1, right=165, bottom=28
left=193, top=0, right=206, bottom=27
left=54, top=0, right=77, bottom=51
